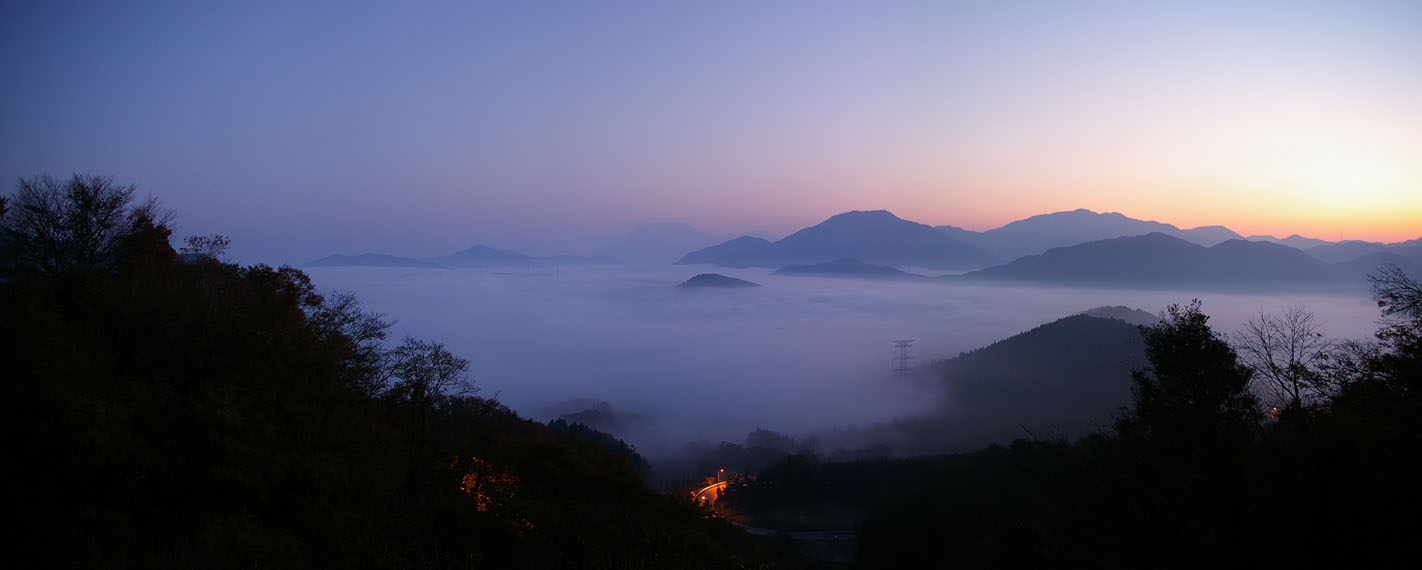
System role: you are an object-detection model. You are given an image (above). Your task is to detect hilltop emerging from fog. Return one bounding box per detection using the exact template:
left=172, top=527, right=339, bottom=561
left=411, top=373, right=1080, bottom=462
left=676, top=273, right=761, bottom=289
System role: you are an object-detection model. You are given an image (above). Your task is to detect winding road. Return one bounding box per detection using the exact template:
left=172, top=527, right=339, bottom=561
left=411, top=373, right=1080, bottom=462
left=690, top=481, right=727, bottom=505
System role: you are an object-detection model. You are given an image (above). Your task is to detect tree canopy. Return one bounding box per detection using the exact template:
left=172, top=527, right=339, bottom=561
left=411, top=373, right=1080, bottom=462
left=0, top=173, right=172, bottom=274
left=1115, top=299, right=1259, bottom=445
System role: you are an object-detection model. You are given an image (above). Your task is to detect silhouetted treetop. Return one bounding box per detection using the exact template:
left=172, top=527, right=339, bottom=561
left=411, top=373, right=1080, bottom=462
left=1117, top=300, right=1259, bottom=443
left=1, top=173, right=172, bottom=274
left=180, top=233, right=231, bottom=261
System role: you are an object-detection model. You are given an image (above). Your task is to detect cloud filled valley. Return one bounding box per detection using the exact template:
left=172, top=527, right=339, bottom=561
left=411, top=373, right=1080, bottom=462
left=306, top=263, right=1381, bottom=461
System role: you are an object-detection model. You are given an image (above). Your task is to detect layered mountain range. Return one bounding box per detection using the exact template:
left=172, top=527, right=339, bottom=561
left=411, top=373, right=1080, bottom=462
left=935, top=208, right=1244, bottom=261
left=676, top=209, right=1419, bottom=290
left=309, top=208, right=1418, bottom=291
left=950, top=232, right=1403, bottom=290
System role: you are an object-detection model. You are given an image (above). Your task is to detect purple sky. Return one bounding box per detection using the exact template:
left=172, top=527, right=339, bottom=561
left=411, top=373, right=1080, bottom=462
left=3, top=1, right=1419, bottom=264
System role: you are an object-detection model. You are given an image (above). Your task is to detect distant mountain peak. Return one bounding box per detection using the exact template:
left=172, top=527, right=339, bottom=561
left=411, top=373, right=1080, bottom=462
left=814, top=209, right=909, bottom=227
left=829, top=209, right=898, bottom=218
left=678, top=209, right=996, bottom=270
left=449, top=243, right=513, bottom=255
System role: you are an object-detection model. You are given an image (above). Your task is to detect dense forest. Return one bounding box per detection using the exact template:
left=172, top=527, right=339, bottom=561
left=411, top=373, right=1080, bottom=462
left=0, top=175, right=797, bottom=568
left=5, top=175, right=1420, bottom=568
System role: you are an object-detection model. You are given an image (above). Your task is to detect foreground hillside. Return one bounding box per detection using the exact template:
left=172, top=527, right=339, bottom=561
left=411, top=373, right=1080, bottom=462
left=0, top=180, right=788, bottom=569
left=720, top=282, right=1422, bottom=568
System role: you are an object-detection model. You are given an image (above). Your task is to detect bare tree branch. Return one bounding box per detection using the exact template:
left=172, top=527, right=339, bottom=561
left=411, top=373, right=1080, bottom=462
left=1233, top=304, right=1338, bottom=409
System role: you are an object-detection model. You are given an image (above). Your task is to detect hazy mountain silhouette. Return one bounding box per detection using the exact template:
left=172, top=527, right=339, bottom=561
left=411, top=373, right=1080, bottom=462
left=773, top=258, right=923, bottom=279
left=1398, top=240, right=1422, bottom=265
left=603, top=222, right=741, bottom=264
left=954, top=232, right=1388, bottom=290
left=306, top=253, right=443, bottom=268
left=675, top=273, right=761, bottom=288
left=935, top=208, right=1244, bottom=260
left=1080, top=305, right=1160, bottom=326
left=677, top=210, right=997, bottom=270
left=1334, top=252, right=1422, bottom=277
left=438, top=244, right=535, bottom=267
left=674, top=236, right=775, bottom=267
left=1248, top=233, right=1335, bottom=250
left=1178, top=225, right=1245, bottom=245
left=1305, top=239, right=1422, bottom=266
left=934, top=224, right=982, bottom=245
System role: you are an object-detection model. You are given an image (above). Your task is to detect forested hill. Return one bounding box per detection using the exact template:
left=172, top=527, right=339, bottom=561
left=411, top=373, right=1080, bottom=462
left=937, top=313, right=1146, bottom=437
left=0, top=178, right=789, bottom=569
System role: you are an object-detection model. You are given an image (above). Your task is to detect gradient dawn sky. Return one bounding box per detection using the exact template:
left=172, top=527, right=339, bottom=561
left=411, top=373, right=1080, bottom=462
left=3, top=0, right=1419, bottom=263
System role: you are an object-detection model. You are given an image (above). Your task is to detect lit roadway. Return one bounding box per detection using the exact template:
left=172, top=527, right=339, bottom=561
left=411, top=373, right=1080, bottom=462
left=691, top=481, right=727, bottom=506
left=690, top=480, right=857, bottom=541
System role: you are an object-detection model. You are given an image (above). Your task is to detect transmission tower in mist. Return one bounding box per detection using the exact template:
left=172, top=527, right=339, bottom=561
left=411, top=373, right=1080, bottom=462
left=892, top=339, right=915, bottom=374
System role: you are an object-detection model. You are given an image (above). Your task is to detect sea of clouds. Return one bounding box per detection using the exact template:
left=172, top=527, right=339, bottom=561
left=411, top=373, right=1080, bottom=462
left=305, top=264, right=1381, bottom=456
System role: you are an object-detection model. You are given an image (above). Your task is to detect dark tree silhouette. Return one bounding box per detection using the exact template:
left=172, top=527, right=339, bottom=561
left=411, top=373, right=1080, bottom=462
left=383, top=337, right=474, bottom=403
left=180, top=233, right=231, bottom=261
left=1369, top=263, right=1422, bottom=381
left=1112, top=300, right=1259, bottom=566
left=0, top=173, right=171, bottom=273
left=1117, top=300, right=1259, bottom=443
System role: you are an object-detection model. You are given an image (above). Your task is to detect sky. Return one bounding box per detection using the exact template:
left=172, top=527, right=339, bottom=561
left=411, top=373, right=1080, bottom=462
left=2, top=0, right=1419, bottom=264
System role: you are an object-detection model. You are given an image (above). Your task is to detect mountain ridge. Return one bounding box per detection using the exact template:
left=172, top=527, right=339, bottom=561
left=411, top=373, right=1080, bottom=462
left=935, top=208, right=1246, bottom=260
left=955, top=232, right=1414, bottom=290
left=677, top=210, right=998, bottom=270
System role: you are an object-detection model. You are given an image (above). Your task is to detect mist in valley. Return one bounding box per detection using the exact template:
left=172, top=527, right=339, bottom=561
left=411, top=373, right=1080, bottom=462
left=305, top=263, right=1382, bottom=467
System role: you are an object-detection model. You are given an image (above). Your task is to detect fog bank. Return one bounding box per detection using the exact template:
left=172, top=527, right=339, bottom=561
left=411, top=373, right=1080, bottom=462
left=306, top=265, right=1380, bottom=456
